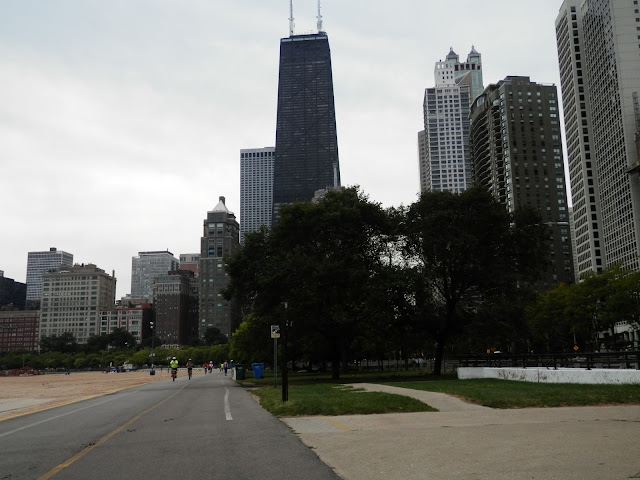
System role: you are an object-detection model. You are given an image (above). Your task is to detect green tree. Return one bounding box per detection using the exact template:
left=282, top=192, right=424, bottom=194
left=204, top=327, right=228, bottom=346
left=593, top=265, right=640, bottom=344
left=130, top=348, right=152, bottom=366
left=568, top=264, right=640, bottom=350
left=402, top=188, right=548, bottom=375
left=73, top=355, right=88, bottom=369
left=40, top=332, right=78, bottom=353
left=228, top=314, right=272, bottom=365
left=108, top=328, right=137, bottom=349
left=526, top=264, right=640, bottom=352
left=526, top=283, right=575, bottom=352
left=225, top=187, right=394, bottom=379
left=84, top=333, right=110, bottom=353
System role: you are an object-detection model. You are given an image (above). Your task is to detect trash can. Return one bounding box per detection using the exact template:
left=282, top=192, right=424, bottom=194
left=251, top=363, right=264, bottom=379
left=235, top=364, right=246, bottom=380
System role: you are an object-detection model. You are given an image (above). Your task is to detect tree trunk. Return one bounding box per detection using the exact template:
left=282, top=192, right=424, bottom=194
left=433, top=340, right=445, bottom=376
left=331, top=358, right=340, bottom=380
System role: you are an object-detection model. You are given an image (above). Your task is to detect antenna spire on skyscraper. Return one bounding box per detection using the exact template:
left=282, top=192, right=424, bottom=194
left=289, top=0, right=295, bottom=36
left=317, top=0, right=323, bottom=32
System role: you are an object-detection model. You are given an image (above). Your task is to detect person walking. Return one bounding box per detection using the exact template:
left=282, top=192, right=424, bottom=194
left=186, top=359, right=194, bottom=379
left=223, top=361, right=229, bottom=376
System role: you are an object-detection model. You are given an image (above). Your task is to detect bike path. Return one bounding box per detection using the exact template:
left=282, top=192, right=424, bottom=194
left=0, top=371, right=341, bottom=480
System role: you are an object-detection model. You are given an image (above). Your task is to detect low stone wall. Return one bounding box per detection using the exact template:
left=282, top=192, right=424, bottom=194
left=457, top=367, right=640, bottom=384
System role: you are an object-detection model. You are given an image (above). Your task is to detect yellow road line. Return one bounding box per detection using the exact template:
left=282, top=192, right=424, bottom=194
left=37, top=383, right=187, bottom=480
left=322, top=416, right=351, bottom=431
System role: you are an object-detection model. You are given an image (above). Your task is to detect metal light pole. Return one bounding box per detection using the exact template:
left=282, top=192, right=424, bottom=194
left=274, top=336, right=278, bottom=388
left=282, top=302, right=289, bottom=403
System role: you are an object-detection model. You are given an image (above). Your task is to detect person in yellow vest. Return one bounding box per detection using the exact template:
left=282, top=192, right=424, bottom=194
left=169, top=356, right=179, bottom=381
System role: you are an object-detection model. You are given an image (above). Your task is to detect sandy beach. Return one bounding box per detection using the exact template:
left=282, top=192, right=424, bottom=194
left=0, top=369, right=193, bottom=420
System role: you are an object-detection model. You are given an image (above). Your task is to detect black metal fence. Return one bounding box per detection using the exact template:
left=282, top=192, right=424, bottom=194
left=449, top=351, right=640, bottom=370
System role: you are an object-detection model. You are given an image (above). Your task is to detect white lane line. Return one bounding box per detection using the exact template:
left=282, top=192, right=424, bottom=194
left=0, top=394, right=125, bottom=438
left=224, top=388, right=233, bottom=421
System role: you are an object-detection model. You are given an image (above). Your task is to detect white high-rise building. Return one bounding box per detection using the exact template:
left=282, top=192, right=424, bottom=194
left=25, top=247, right=73, bottom=308
left=130, top=251, right=178, bottom=301
left=240, top=147, right=274, bottom=243
left=556, top=0, right=640, bottom=277
left=418, top=47, right=483, bottom=193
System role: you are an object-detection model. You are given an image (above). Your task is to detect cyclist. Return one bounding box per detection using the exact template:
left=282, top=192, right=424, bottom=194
left=186, top=358, right=194, bottom=379
left=169, top=356, right=179, bottom=381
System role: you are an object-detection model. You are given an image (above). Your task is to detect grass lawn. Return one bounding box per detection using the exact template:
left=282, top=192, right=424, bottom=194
left=243, top=369, right=640, bottom=415
left=384, top=378, right=640, bottom=408
left=252, top=383, right=437, bottom=417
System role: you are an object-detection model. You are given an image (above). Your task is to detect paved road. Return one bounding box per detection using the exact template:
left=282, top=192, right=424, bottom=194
left=0, top=371, right=341, bottom=480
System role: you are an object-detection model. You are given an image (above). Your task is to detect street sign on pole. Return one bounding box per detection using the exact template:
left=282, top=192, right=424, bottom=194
left=271, top=325, right=280, bottom=387
left=271, top=325, right=280, bottom=338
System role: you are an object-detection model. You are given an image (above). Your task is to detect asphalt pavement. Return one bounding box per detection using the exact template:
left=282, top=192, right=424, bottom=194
left=0, top=371, right=340, bottom=480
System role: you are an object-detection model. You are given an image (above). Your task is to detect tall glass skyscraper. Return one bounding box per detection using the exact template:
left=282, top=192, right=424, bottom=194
left=556, top=0, right=640, bottom=276
left=273, top=32, right=340, bottom=221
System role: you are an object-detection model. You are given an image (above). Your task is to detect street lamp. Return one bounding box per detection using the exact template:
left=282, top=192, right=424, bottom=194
left=150, top=322, right=155, bottom=369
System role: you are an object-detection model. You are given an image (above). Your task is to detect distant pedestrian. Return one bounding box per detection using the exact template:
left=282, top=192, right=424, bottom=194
left=223, top=361, right=229, bottom=376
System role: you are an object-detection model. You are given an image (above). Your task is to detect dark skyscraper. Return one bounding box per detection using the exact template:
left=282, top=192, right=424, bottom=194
left=199, top=196, right=240, bottom=340
left=273, top=31, right=340, bottom=220
left=470, top=76, right=574, bottom=288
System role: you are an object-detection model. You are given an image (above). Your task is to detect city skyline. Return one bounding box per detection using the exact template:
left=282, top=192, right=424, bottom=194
left=1, top=1, right=567, bottom=298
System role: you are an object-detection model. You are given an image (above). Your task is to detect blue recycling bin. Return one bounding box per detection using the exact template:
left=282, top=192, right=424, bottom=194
left=251, top=363, right=264, bottom=379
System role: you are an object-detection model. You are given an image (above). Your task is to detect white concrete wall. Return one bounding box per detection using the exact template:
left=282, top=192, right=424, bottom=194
left=457, top=367, right=640, bottom=384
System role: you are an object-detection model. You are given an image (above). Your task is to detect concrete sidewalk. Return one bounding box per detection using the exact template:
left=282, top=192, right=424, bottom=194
left=281, top=384, right=640, bottom=480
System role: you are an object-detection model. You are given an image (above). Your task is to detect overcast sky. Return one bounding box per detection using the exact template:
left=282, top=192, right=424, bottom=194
left=1, top=0, right=565, bottom=299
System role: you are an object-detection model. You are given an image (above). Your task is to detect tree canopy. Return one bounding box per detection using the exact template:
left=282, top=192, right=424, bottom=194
left=225, top=186, right=395, bottom=378
left=401, top=187, right=548, bottom=374
left=527, top=264, right=640, bottom=351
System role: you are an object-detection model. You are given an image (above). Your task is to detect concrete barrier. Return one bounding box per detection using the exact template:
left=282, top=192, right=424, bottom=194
left=457, top=367, right=640, bottom=384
